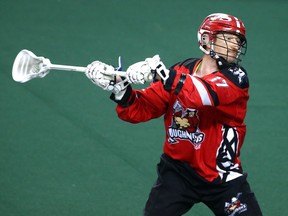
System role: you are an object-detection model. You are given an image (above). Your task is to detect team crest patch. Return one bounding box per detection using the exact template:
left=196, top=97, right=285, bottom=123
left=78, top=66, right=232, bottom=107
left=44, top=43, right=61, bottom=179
left=168, top=100, right=204, bottom=149
left=224, top=193, right=248, bottom=216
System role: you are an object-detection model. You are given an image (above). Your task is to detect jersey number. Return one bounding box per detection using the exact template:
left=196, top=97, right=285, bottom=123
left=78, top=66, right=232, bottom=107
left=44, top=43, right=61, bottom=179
left=210, top=76, right=228, bottom=87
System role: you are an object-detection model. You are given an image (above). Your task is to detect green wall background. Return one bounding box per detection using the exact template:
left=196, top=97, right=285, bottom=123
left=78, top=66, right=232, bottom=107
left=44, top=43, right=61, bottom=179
left=1, top=0, right=287, bottom=215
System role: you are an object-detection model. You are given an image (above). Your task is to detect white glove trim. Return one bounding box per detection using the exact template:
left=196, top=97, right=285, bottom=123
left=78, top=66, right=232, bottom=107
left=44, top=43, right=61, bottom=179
left=145, top=55, right=169, bottom=84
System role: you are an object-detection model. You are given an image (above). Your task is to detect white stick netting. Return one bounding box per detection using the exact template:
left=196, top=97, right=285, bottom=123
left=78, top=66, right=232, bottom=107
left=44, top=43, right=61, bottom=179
left=12, top=49, right=51, bottom=83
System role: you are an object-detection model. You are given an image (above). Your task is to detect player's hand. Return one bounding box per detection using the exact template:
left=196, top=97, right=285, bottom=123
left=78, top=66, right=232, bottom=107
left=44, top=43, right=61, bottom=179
left=126, top=55, right=170, bottom=85
left=85, top=61, right=116, bottom=91
left=145, top=55, right=169, bottom=84
left=126, top=61, right=153, bottom=84
left=86, top=60, right=129, bottom=94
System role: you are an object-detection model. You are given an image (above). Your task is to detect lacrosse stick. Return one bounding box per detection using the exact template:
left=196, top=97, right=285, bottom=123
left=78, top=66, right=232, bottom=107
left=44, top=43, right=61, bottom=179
left=12, top=49, right=127, bottom=83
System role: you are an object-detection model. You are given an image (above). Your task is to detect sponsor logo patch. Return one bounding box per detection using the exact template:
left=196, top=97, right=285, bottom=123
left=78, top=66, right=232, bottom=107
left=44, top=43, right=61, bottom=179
left=224, top=193, right=248, bottom=216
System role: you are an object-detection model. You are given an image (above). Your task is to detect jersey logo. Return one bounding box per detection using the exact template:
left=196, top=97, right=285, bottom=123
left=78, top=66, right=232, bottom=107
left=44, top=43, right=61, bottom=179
left=167, top=100, right=205, bottom=150
left=228, top=67, right=246, bottom=84
left=224, top=193, right=248, bottom=216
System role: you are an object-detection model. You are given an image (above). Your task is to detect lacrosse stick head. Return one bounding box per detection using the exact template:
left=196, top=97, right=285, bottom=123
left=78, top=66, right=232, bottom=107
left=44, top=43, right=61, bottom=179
left=12, top=49, right=51, bottom=83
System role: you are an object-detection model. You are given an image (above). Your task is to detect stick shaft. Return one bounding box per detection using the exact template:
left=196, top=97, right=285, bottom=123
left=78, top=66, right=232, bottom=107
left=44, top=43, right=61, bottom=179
left=49, top=63, right=127, bottom=76
left=50, top=64, right=86, bottom=72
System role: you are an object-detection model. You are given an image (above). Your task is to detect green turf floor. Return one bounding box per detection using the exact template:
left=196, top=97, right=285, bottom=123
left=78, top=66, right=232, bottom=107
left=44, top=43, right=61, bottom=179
left=1, top=0, right=287, bottom=215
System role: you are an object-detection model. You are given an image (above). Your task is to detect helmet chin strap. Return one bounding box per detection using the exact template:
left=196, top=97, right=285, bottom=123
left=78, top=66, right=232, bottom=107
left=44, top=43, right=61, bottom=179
left=210, top=50, right=231, bottom=69
left=199, top=45, right=210, bottom=55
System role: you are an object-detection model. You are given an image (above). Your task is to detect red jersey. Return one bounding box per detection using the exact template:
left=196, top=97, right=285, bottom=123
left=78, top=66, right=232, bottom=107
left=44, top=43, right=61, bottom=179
left=112, top=58, right=249, bottom=183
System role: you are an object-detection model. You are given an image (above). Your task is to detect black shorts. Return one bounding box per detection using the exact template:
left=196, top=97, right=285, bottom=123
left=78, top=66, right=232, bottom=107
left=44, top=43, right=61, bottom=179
left=144, top=154, right=263, bottom=216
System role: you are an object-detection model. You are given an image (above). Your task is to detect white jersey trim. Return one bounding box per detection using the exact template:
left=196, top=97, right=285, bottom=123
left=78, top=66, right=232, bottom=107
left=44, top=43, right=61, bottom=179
left=190, top=76, right=212, bottom=106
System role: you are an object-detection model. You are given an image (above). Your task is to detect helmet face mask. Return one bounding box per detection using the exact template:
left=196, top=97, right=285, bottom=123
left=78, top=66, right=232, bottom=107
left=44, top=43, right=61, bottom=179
left=198, top=13, right=247, bottom=65
left=211, top=32, right=247, bottom=64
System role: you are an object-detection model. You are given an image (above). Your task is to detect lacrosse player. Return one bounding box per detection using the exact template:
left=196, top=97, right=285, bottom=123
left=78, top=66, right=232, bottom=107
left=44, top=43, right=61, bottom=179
left=86, top=13, right=263, bottom=216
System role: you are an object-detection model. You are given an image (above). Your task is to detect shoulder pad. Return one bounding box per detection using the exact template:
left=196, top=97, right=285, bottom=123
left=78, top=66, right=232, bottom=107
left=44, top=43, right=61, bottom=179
left=220, top=66, right=249, bottom=88
left=169, top=58, right=199, bottom=72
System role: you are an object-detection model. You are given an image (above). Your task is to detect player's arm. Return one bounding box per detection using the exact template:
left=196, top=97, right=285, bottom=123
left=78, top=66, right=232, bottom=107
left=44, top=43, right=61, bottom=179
left=110, top=80, right=170, bottom=123
left=107, top=55, right=171, bottom=123
left=84, top=57, right=169, bottom=123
